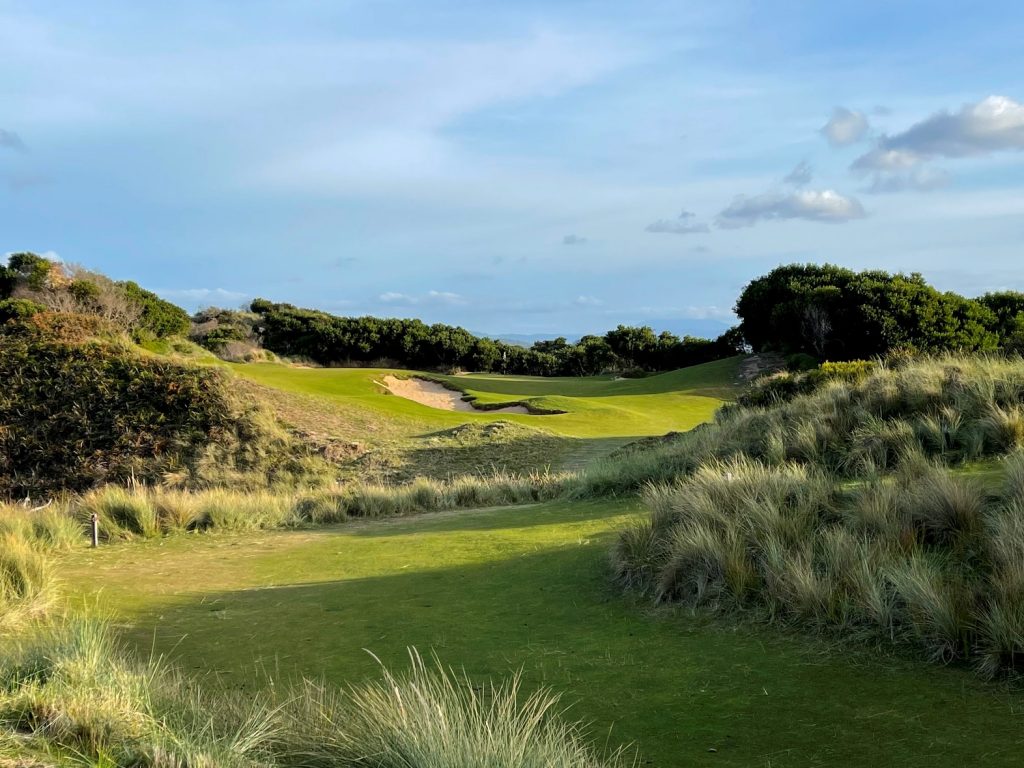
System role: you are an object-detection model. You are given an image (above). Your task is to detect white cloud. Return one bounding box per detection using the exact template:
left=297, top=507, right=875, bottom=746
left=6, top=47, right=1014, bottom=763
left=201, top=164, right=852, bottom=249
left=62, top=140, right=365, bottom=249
left=850, top=96, right=1024, bottom=193
left=427, top=290, right=465, bottom=305
left=683, top=305, right=734, bottom=321
left=859, top=95, right=1024, bottom=165
left=645, top=209, right=710, bottom=235
left=380, top=290, right=465, bottom=306
left=562, top=234, right=587, bottom=245
left=821, top=107, right=869, bottom=147
left=715, top=189, right=866, bottom=228
left=851, top=147, right=921, bottom=173
left=783, top=160, right=813, bottom=187
left=574, top=295, right=602, bottom=306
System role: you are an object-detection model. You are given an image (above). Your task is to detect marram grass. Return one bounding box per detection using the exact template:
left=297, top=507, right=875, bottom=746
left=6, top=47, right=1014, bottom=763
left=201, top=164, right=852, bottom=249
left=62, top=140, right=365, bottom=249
left=615, top=451, right=1024, bottom=677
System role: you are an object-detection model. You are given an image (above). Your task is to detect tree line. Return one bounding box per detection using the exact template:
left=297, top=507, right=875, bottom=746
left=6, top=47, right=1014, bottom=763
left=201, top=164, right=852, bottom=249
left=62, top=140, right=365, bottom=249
left=191, top=299, right=743, bottom=375
left=9, top=251, right=1024, bottom=374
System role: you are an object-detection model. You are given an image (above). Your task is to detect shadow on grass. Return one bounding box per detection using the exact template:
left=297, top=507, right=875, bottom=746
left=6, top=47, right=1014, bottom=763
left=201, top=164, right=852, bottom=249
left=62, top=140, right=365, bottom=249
left=115, top=534, right=1024, bottom=768
left=344, top=499, right=640, bottom=538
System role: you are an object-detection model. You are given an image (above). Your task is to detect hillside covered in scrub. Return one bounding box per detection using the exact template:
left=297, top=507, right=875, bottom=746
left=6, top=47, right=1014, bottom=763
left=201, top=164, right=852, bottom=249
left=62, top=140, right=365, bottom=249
left=0, top=254, right=328, bottom=497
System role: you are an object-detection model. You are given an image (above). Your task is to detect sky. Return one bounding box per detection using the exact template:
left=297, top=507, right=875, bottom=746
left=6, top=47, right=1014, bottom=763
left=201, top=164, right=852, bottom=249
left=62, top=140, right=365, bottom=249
left=2, top=1, right=1024, bottom=337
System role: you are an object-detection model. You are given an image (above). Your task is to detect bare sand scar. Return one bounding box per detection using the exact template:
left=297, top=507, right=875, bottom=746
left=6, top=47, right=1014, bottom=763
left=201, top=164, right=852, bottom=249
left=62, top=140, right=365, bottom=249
left=382, top=375, right=530, bottom=414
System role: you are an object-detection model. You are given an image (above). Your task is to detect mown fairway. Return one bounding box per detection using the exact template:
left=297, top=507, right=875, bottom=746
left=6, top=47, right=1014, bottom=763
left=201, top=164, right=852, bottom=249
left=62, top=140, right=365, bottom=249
left=231, top=357, right=737, bottom=439
left=60, top=501, right=1024, bottom=767
left=224, top=356, right=740, bottom=477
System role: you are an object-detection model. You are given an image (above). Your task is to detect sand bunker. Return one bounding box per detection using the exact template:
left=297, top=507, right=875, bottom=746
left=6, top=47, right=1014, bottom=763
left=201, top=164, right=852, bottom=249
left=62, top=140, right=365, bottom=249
left=382, top=375, right=531, bottom=415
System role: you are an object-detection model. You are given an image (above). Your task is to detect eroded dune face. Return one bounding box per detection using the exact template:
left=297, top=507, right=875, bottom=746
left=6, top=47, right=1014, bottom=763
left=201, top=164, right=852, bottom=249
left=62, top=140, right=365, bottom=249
left=382, top=375, right=529, bottom=414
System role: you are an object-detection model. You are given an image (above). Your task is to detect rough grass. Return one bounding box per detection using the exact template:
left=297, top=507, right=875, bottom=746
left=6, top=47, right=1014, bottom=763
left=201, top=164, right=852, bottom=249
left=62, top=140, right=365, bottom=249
left=0, top=330, right=334, bottom=497
left=576, top=355, right=1024, bottom=496
left=612, top=453, right=1024, bottom=677
left=0, top=610, right=619, bottom=768
left=2, top=473, right=574, bottom=546
left=56, top=500, right=1024, bottom=767
left=0, top=533, right=54, bottom=630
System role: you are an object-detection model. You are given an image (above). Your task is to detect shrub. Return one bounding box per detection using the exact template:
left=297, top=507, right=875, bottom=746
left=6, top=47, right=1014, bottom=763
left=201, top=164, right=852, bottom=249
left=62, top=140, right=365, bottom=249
left=0, top=329, right=323, bottom=497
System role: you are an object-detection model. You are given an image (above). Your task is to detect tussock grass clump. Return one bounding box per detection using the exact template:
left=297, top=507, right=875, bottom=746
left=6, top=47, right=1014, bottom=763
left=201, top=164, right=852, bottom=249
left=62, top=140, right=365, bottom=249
left=0, top=534, right=55, bottom=629
left=0, top=501, right=82, bottom=550
left=277, top=650, right=629, bottom=768
left=616, top=452, right=1024, bottom=677
left=0, top=618, right=280, bottom=767
left=81, top=485, right=160, bottom=540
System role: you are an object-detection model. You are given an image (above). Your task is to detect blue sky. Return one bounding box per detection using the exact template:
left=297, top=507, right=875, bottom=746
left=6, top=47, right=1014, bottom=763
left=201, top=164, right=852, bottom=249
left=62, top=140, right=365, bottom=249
left=2, top=1, right=1024, bottom=336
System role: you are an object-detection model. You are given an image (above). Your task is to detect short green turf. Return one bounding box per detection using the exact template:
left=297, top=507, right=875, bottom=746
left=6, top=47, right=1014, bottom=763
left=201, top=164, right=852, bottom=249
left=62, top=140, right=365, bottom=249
left=218, top=357, right=738, bottom=476
left=230, top=356, right=738, bottom=441
left=59, top=501, right=1024, bottom=767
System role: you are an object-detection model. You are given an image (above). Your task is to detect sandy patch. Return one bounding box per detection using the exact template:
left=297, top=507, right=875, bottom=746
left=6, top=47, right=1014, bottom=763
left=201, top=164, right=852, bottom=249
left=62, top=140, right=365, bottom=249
left=382, top=375, right=531, bottom=414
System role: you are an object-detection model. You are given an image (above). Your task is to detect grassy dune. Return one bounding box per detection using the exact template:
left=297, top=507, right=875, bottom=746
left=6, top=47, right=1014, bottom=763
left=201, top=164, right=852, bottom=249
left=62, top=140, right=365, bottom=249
left=59, top=500, right=1024, bottom=767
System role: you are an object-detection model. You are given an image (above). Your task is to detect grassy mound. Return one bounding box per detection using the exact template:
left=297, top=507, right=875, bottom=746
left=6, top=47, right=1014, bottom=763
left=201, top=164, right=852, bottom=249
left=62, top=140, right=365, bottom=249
left=0, top=316, right=324, bottom=497
left=580, top=355, right=1024, bottom=496
left=610, top=355, right=1024, bottom=677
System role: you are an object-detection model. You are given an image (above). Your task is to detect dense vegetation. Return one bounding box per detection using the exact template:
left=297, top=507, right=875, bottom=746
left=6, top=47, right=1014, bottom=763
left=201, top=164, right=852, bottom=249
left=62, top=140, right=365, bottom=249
left=736, top=263, right=1024, bottom=360
left=0, top=312, right=320, bottom=498
left=0, top=252, right=190, bottom=340
left=203, top=299, right=742, bottom=375
left=608, top=355, right=1024, bottom=676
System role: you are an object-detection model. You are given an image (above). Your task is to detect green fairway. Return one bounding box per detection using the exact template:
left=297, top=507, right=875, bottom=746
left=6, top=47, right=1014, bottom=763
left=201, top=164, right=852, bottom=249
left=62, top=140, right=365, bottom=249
left=224, top=357, right=739, bottom=476
left=59, top=500, right=1024, bottom=767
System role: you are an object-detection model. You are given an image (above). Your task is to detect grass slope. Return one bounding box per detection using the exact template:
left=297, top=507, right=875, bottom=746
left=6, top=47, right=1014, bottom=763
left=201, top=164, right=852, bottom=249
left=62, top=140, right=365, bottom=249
left=226, top=357, right=740, bottom=478
left=59, top=500, right=1024, bottom=767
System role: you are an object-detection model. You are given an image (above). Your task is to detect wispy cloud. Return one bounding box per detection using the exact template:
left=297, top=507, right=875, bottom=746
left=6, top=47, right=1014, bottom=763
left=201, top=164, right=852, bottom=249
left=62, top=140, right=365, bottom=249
left=855, top=96, right=1024, bottom=166
left=645, top=210, right=710, bottom=235
left=783, top=160, right=813, bottom=187
left=379, top=290, right=466, bottom=306
left=562, top=234, right=587, bottom=245
left=863, top=166, right=950, bottom=194
left=0, top=129, right=27, bottom=153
